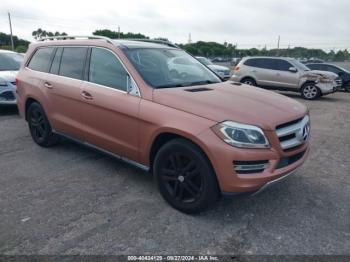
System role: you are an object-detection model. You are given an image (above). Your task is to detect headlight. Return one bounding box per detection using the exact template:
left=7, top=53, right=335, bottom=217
left=212, top=121, right=270, bottom=148
left=0, top=78, right=7, bottom=87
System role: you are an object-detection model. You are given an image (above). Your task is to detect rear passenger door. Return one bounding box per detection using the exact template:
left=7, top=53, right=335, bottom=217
left=251, top=58, right=280, bottom=87
left=45, top=46, right=88, bottom=138
left=79, top=47, right=141, bottom=161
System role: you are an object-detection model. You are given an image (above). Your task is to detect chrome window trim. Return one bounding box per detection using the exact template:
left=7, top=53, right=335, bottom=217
left=24, top=45, right=141, bottom=98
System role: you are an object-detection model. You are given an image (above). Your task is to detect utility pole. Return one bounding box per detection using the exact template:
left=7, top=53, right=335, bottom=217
left=188, top=33, right=192, bottom=44
left=118, top=26, right=121, bottom=39
left=8, top=12, right=14, bottom=51
left=277, top=35, right=280, bottom=49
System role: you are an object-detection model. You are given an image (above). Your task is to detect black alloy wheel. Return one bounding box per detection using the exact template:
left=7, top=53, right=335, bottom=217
left=154, top=139, right=220, bottom=214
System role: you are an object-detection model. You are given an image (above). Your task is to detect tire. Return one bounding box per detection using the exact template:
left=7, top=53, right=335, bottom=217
left=154, top=139, right=220, bottom=214
left=241, top=77, right=257, bottom=86
left=27, top=102, right=60, bottom=147
left=346, top=85, right=350, bottom=93
left=301, top=83, right=320, bottom=100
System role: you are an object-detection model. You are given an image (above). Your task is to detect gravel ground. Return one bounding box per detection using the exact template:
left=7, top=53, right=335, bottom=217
left=0, top=91, right=349, bottom=255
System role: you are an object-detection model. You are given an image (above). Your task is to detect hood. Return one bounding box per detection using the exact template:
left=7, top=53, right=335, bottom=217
left=207, top=64, right=230, bottom=71
left=308, top=70, right=338, bottom=79
left=0, top=71, right=17, bottom=82
left=153, top=81, right=307, bottom=131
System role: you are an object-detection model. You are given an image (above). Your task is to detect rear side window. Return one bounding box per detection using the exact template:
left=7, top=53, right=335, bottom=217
left=27, top=47, right=54, bottom=72
left=50, top=47, right=63, bottom=74
left=88, top=48, right=128, bottom=91
left=59, top=47, right=88, bottom=80
left=259, top=59, right=278, bottom=70
left=244, top=58, right=261, bottom=67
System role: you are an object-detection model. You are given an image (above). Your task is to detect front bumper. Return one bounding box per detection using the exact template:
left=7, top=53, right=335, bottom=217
left=197, top=128, right=310, bottom=193
left=317, top=81, right=338, bottom=95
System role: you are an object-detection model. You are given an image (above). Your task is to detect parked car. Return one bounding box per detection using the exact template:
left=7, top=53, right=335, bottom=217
left=306, top=63, right=350, bottom=92
left=196, top=56, right=231, bottom=80
left=0, top=50, right=23, bottom=105
left=17, top=37, right=310, bottom=213
left=231, top=56, right=339, bottom=100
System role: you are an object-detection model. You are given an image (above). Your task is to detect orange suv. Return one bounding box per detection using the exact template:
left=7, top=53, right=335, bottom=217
left=16, top=36, right=310, bottom=213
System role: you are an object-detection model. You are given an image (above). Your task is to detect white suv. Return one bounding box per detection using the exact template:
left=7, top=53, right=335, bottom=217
left=231, top=57, right=339, bottom=100
left=0, top=50, right=23, bottom=105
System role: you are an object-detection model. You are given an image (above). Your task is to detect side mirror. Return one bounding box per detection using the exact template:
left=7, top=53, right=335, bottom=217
left=338, top=71, right=344, bottom=76
left=289, top=67, right=298, bottom=73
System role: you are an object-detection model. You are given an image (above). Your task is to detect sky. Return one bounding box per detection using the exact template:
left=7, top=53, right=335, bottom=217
left=0, top=0, right=349, bottom=50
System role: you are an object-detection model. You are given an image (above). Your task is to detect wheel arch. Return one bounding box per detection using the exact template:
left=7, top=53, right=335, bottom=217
left=147, top=129, right=214, bottom=174
left=24, top=97, right=40, bottom=121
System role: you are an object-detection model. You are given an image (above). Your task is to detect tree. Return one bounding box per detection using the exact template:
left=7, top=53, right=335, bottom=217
left=32, top=28, right=67, bottom=40
left=93, top=29, right=149, bottom=39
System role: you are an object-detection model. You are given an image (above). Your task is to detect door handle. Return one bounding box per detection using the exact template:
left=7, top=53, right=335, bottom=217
left=81, top=90, right=93, bottom=100
left=44, top=82, right=53, bottom=89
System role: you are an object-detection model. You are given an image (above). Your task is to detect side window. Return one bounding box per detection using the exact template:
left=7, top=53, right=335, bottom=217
left=244, top=58, right=260, bottom=67
left=27, top=47, right=54, bottom=72
left=88, top=48, right=128, bottom=91
left=50, top=47, right=63, bottom=74
left=307, top=64, right=320, bottom=70
left=326, top=65, right=341, bottom=74
left=59, top=47, right=88, bottom=80
left=260, top=59, right=277, bottom=70
left=276, top=60, right=293, bottom=71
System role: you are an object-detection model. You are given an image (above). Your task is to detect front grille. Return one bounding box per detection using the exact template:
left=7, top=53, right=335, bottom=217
left=276, top=150, right=306, bottom=169
left=276, top=116, right=310, bottom=150
left=0, top=91, right=15, bottom=101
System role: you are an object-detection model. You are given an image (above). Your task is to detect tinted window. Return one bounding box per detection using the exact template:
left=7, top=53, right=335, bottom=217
left=28, top=47, right=54, bottom=72
left=89, top=48, right=128, bottom=91
left=50, top=47, right=63, bottom=74
left=59, top=47, right=88, bottom=80
left=307, top=64, right=321, bottom=70
left=259, top=59, right=277, bottom=70
left=276, top=60, right=293, bottom=71
left=244, top=58, right=261, bottom=67
left=326, top=65, right=342, bottom=74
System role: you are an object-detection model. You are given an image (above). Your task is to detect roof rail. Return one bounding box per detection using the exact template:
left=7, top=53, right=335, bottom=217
left=37, top=35, right=114, bottom=44
left=126, top=39, right=179, bottom=48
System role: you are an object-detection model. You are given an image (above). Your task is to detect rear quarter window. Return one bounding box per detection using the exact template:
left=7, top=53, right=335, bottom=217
left=27, top=47, right=54, bottom=72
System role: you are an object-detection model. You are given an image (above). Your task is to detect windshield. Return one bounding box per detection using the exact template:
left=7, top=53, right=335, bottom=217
left=291, top=59, right=311, bottom=71
left=124, top=48, right=221, bottom=88
left=196, top=57, right=213, bottom=66
left=0, top=53, right=23, bottom=71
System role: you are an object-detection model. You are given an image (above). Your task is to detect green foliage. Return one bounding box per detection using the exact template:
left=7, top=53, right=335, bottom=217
left=15, top=45, right=28, bottom=53
left=93, top=29, right=149, bottom=39
left=179, top=41, right=350, bottom=61
left=0, top=32, right=30, bottom=51
left=32, top=28, right=67, bottom=40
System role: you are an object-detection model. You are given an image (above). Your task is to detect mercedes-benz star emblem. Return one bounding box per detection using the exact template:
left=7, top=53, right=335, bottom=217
left=302, top=124, right=310, bottom=141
